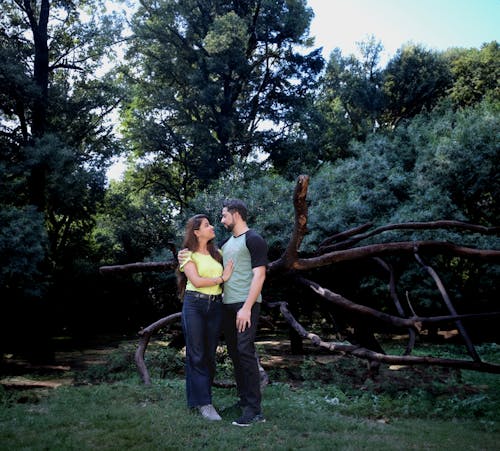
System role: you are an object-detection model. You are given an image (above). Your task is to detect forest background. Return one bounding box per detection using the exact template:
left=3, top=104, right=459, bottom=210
left=0, top=0, right=499, bottom=364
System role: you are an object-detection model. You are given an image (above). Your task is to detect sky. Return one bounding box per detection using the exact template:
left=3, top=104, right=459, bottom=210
left=306, top=0, right=499, bottom=63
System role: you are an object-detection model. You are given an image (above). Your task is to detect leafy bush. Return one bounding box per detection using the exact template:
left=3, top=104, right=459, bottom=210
left=145, top=346, right=185, bottom=379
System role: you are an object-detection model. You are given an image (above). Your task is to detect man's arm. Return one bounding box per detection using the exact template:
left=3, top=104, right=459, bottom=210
left=236, top=265, right=266, bottom=333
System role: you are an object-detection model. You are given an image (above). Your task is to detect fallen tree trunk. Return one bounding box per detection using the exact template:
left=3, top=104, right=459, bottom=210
left=268, top=301, right=500, bottom=374
left=100, top=174, right=500, bottom=381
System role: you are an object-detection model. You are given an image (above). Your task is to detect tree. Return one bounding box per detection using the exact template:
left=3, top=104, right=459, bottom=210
left=382, top=44, right=452, bottom=126
left=1, top=0, right=124, bottom=264
left=122, top=0, right=323, bottom=210
left=446, top=41, right=500, bottom=108
left=101, top=175, right=500, bottom=383
left=0, top=0, right=124, bottom=354
left=312, top=37, right=385, bottom=163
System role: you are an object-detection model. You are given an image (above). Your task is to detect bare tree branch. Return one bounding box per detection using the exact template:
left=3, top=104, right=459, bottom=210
left=135, top=312, right=182, bottom=385
left=414, top=251, right=481, bottom=362
left=320, top=221, right=499, bottom=253
left=374, top=257, right=416, bottom=355
left=268, top=301, right=500, bottom=374
left=100, top=261, right=177, bottom=274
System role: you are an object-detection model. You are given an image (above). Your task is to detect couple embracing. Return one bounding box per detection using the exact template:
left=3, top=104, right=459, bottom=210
left=177, top=199, right=268, bottom=427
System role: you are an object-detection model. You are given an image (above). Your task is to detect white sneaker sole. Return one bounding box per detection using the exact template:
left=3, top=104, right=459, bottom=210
left=231, top=419, right=266, bottom=427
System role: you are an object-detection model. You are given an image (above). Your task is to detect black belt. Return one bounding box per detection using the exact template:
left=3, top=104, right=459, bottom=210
left=185, top=291, right=222, bottom=302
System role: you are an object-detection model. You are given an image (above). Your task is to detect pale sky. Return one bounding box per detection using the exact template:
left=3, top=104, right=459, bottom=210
left=307, top=0, right=499, bottom=63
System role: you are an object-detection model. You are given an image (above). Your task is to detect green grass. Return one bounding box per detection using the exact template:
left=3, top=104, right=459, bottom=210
left=1, top=342, right=499, bottom=450
left=1, top=380, right=498, bottom=450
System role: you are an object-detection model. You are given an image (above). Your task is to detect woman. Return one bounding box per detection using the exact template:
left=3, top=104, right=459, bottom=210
left=177, top=214, right=233, bottom=421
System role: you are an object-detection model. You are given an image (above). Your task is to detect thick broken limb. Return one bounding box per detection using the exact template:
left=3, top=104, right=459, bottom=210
left=268, top=301, right=500, bottom=374
left=295, top=241, right=500, bottom=271
left=297, top=276, right=422, bottom=331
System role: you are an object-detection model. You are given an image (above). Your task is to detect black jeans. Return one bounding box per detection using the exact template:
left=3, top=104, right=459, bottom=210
left=222, top=302, right=261, bottom=414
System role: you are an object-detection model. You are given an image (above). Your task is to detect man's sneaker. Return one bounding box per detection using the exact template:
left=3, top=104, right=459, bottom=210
left=231, top=409, right=266, bottom=427
left=199, top=404, right=222, bottom=421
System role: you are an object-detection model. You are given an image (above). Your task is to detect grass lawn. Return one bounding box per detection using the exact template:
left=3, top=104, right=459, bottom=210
left=1, top=341, right=499, bottom=450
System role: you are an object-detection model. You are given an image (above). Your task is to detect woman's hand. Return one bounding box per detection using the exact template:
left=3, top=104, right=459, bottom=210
left=222, top=259, right=234, bottom=282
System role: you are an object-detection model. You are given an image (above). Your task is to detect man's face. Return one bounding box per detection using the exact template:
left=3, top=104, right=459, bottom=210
left=221, top=207, right=235, bottom=232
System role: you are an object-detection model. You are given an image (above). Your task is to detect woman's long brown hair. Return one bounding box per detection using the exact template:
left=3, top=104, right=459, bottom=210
left=176, top=214, right=222, bottom=299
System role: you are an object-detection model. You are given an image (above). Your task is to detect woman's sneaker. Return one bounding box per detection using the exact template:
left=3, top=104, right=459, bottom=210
left=199, top=404, right=222, bottom=421
left=232, top=408, right=266, bottom=427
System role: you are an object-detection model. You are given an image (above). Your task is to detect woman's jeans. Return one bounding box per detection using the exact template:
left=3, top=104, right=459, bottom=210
left=181, top=293, right=223, bottom=408
left=223, top=301, right=261, bottom=414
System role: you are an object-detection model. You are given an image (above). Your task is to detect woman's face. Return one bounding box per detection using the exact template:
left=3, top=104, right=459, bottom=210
left=194, top=217, right=215, bottom=241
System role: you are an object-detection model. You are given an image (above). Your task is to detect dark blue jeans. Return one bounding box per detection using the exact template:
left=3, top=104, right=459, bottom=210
left=181, top=293, right=223, bottom=408
left=223, top=302, right=261, bottom=414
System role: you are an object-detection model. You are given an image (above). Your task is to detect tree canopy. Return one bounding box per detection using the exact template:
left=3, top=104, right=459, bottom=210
left=121, top=0, right=323, bottom=209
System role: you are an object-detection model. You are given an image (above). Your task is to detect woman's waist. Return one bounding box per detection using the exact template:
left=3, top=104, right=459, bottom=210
left=184, top=284, right=222, bottom=296
left=184, top=290, right=223, bottom=301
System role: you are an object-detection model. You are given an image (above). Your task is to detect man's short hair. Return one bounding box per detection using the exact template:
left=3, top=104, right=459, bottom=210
left=223, top=199, right=248, bottom=221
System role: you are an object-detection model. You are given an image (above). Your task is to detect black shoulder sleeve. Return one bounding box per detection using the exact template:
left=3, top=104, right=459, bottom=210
left=245, top=230, right=268, bottom=268
left=218, top=236, right=230, bottom=248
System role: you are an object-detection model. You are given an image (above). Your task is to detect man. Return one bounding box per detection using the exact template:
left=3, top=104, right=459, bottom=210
left=219, top=199, right=268, bottom=427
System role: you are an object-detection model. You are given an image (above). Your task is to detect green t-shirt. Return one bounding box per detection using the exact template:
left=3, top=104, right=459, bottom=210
left=180, top=251, right=223, bottom=295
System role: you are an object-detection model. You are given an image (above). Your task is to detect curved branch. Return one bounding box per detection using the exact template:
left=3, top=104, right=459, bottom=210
left=135, top=312, right=182, bottom=385
left=319, top=222, right=373, bottom=248
left=319, top=221, right=499, bottom=253
left=297, top=277, right=500, bottom=329
left=297, top=277, right=422, bottom=331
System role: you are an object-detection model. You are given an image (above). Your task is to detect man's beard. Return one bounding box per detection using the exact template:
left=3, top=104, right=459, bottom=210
left=225, top=223, right=234, bottom=232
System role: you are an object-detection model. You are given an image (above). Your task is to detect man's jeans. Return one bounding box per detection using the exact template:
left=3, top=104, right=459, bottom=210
left=181, top=293, right=222, bottom=408
left=223, top=302, right=261, bottom=414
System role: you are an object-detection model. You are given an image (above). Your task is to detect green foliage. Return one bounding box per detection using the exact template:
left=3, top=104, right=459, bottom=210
left=183, top=164, right=295, bottom=255
left=447, top=41, right=500, bottom=107
left=302, top=99, right=499, bottom=247
left=144, top=346, right=185, bottom=379
left=76, top=349, right=137, bottom=384
left=0, top=0, right=127, bottom=348
left=95, top=178, right=177, bottom=264
left=394, top=100, right=499, bottom=226
left=0, top=205, right=46, bottom=296
left=123, top=0, right=323, bottom=209
left=382, top=44, right=453, bottom=126
left=320, top=37, right=385, bottom=144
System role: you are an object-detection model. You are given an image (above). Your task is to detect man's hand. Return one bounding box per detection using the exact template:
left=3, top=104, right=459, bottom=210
left=177, top=248, right=189, bottom=265
left=236, top=306, right=251, bottom=333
